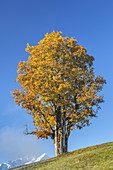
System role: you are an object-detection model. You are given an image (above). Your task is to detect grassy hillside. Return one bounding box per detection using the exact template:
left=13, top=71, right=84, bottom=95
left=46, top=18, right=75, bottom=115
left=12, top=142, right=113, bottom=170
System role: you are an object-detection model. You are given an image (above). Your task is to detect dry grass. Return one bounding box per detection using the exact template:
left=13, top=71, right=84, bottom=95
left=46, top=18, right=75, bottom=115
left=11, top=142, right=113, bottom=170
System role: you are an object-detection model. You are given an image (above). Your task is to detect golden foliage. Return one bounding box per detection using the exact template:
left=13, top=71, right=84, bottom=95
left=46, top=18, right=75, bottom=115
left=11, top=31, right=106, bottom=139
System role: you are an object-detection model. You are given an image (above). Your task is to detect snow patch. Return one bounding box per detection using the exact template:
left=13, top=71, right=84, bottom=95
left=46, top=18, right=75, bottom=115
left=0, top=153, right=49, bottom=170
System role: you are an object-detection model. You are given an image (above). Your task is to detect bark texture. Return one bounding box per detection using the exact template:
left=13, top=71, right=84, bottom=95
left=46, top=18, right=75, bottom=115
left=54, top=107, right=69, bottom=156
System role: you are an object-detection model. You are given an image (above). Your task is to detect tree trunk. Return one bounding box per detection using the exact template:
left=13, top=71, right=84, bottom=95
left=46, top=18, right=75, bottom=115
left=65, top=136, right=68, bottom=152
left=54, top=108, right=68, bottom=156
left=55, top=106, right=62, bottom=156
left=55, top=130, right=68, bottom=156
left=60, top=127, right=63, bottom=154
left=62, top=112, right=66, bottom=152
left=55, top=121, right=59, bottom=156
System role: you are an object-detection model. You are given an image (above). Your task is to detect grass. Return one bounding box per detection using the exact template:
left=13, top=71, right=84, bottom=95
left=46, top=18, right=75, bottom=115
left=11, top=142, right=113, bottom=170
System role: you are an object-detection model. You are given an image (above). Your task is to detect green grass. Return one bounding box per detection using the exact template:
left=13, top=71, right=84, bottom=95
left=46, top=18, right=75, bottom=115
left=11, top=142, right=113, bottom=170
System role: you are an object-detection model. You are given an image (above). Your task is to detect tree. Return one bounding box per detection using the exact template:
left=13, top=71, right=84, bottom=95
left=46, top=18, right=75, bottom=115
left=11, top=31, right=106, bottom=156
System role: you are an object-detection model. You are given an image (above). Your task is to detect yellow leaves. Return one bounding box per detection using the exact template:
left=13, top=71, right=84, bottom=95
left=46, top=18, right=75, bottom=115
left=11, top=31, right=106, bottom=140
left=48, top=75, right=51, bottom=80
left=25, top=43, right=30, bottom=52
left=44, top=96, right=49, bottom=102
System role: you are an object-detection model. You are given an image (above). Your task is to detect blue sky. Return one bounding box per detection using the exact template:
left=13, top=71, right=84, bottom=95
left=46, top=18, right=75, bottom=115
left=0, top=0, right=113, bottom=163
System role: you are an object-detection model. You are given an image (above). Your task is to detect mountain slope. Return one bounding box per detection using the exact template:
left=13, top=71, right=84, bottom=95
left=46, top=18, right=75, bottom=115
left=11, top=142, right=113, bottom=169
left=0, top=153, right=49, bottom=170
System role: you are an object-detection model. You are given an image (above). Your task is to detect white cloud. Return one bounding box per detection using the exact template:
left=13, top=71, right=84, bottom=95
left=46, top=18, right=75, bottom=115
left=0, top=126, right=54, bottom=163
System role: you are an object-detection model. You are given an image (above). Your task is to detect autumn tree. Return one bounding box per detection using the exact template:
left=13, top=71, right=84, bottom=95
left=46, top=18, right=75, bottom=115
left=12, top=31, right=106, bottom=156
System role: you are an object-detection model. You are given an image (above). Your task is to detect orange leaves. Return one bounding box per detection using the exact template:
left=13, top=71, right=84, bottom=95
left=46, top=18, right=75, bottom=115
left=11, top=31, right=106, bottom=140
left=35, top=129, right=51, bottom=139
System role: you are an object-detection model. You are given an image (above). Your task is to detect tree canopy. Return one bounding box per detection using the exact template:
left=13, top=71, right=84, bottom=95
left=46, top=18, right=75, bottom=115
left=12, top=31, right=106, bottom=155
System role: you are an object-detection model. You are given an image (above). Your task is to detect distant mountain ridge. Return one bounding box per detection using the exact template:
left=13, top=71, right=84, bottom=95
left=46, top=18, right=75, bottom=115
left=0, top=153, right=49, bottom=170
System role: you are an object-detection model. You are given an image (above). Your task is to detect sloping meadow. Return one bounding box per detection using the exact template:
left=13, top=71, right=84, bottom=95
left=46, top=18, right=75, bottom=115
left=11, top=142, right=113, bottom=169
